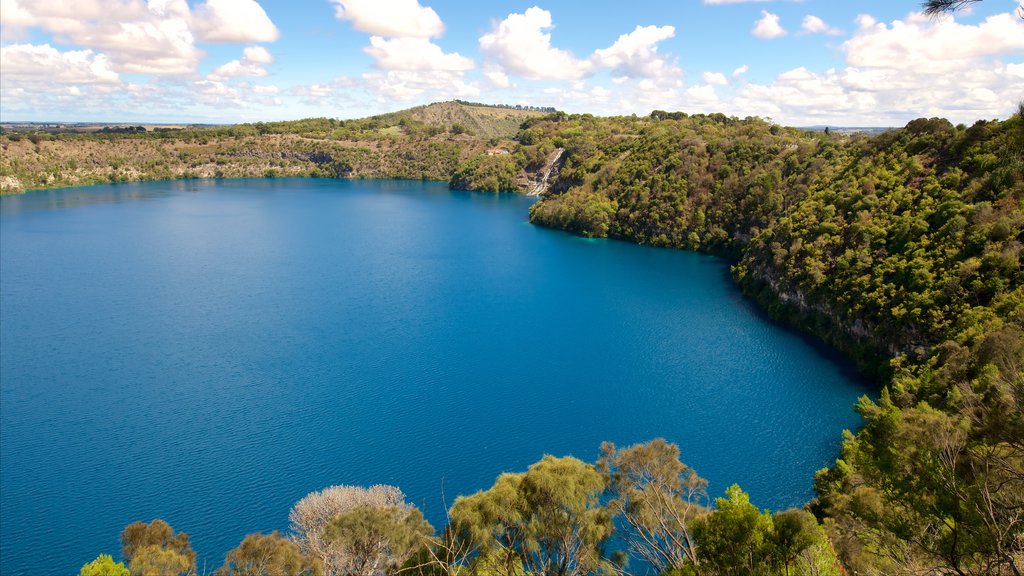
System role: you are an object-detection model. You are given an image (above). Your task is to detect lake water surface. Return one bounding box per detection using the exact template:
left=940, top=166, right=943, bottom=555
left=0, top=179, right=869, bottom=575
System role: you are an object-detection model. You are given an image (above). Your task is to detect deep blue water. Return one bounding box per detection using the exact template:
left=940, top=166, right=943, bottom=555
left=0, top=179, right=869, bottom=575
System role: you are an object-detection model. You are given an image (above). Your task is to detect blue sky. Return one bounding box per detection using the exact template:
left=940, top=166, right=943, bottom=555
left=1, top=0, right=1022, bottom=126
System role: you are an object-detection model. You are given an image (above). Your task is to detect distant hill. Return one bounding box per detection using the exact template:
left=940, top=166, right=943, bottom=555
left=374, top=101, right=548, bottom=139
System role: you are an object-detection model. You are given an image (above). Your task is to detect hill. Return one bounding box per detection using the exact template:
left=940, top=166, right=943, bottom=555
left=373, top=100, right=548, bottom=140
left=0, top=102, right=550, bottom=194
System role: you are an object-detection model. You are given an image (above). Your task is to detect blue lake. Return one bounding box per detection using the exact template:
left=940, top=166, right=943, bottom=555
left=0, top=179, right=869, bottom=575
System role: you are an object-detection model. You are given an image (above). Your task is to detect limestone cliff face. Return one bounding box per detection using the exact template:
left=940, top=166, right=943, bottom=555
left=736, top=260, right=915, bottom=376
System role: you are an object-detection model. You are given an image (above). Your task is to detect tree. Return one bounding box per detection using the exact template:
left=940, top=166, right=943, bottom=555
left=769, top=510, right=820, bottom=576
left=120, top=520, right=195, bottom=576
left=80, top=554, right=130, bottom=576
left=449, top=455, right=617, bottom=576
left=598, top=439, right=708, bottom=573
left=323, top=504, right=433, bottom=576
left=923, top=0, right=1024, bottom=18
left=128, top=547, right=195, bottom=576
left=922, top=0, right=983, bottom=15
left=692, top=485, right=773, bottom=576
left=216, top=531, right=315, bottom=576
left=289, top=484, right=421, bottom=576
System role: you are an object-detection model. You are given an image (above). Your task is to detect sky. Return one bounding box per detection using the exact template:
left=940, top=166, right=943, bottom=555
left=0, top=0, right=1022, bottom=126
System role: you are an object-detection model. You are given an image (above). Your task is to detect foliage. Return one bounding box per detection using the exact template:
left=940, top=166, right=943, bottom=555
left=691, top=485, right=774, bottom=575
left=216, top=531, right=315, bottom=576
left=120, top=519, right=196, bottom=576
left=598, top=439, right=708, bottom=573
left=527, top=109, right=1023, bottom=575
left=128, top=546, right=195, bottom=576
left=323, top=504, right=433, bottom=576
left=289, top=484, right=426, bottom=576
left=448, top=455, right=617, bottom=576
left=80, top=554, right=130, bottom=576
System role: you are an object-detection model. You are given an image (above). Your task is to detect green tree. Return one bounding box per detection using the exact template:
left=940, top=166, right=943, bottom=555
left=449, top=455, right=617, bottom=576
left=80, top=554, right=130, bottom=576
left=323, top=504, right=433, bottom=576
left=768, top=510, right=820, bottom=576
left=692, top=485, right=773, bottom=576
left=128, top=546, right=194, bottom=576
left=216, top=531, right=315, bottom=576
left=289, top=484, right=423, bottom=576
left=598, top=439, right=708, bottom=573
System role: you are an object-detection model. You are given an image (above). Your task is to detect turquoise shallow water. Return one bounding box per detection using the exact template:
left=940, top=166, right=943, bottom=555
left=0, top=179, right=868, bottom=575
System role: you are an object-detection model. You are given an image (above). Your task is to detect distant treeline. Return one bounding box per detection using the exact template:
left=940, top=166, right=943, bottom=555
left=453, top=99, right=557, bottom=113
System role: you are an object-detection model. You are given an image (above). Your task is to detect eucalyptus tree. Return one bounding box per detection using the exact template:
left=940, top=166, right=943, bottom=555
left=323, top=503, right=433, bottom=576
left=448, top=455, right=617, bottom=576
left=120, top=519, right=196, bottom=576
left=597, top=439, right=709, bottom=574
left=289, top=484, right=431, bottom=576
left=216, top=531, right=315, bottom=576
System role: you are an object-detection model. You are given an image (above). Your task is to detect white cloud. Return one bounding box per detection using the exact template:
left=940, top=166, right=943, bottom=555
left=329, top=0, right=444, bottom=38
left=0, top=43, right=120, bottom=84
left=801, top=15, right=841, bottom=35
left=753, top=10, right=787, bottom=39
left=208, top=46, right=274, bottom=80
left=732, top=64, right=750, bottom=78
left=844, top=12, right=1024, bottom=73
left=591, top=25, right=678, bottom=79
left=243, top=45, right=273, bottom=64
left=703, top=71, right=728, bottom=85
left=193, top=0, right=279, bottom=43
left=483, top=65, right=514, bottom=89
left=364, top=37, right=473, bottom=71
left=0, top=0, right=36, bottom=27
left=361, top=69, right=479, bottom=101
left=479, top=7, right=592, bottom=81
left=729, top=10, right=1024, bottom=125
left=1, top=0, right=202, bottom=75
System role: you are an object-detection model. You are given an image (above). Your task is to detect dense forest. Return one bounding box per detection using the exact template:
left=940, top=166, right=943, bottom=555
left=8, top=102, right=1021, bottom=574
left=520, top=108, right=1023, bottom=575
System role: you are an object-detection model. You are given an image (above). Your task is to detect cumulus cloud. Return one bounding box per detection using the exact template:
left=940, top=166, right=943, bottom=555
left=483, top=65, right=514, bottom=89
left=193, top=0, right=280, bottom=43
left=364, top=37, right=473, bottom=71
left=844, top=12, right=1024, bottom=73
left=753, top=10, right=787, bottom=39
left=361, top=69, right=479, bottom=101
left=0, top=0, right=201, bottom=74
left=329, top=0, right=444, bottom=38
left=732, top=10, right=1024, bottom=125
left=801, top=15, right=841, bottom=35
left=192, top=78, right=281, bottom=108
left=208, top=46, right=274, bottom=80
left=0, top=43, right=120, bottom=84
left=479, top=7, right=592, bottom=81
left=591, top=25, right=678, bottom=79
left=703, top=71, right=728, bottom=85
left=732, top=64, right=750, bottom=78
